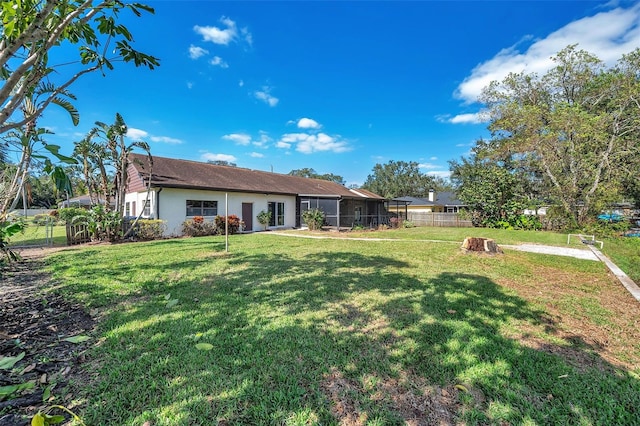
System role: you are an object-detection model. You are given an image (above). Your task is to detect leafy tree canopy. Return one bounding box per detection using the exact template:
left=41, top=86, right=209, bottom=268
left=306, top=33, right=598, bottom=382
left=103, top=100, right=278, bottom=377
left=478, top=44, right=640, bottom=226
left=362, top=160, right=446, bottom=199
left=0, top=0, right=160, bottom=133
left=288, top=168, right=345, bottom=185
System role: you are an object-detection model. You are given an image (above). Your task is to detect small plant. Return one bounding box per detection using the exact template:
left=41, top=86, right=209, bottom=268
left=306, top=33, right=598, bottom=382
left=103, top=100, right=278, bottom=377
left=214, top=215, right=243, bottom=235
left=389, top=216, right=402, bottom=229
left=0, top=216, right=25, bottom=263
left=32, top=405, right=86, bottom=426
left=402, top=220, right=415, bottom=228
left=181, top=218, right=216, bottom=237
left=257, top=210, right=271, bottom=231
left=302, top=208, right=325, bottom=230
left=127, top=219, right=167, bottom=240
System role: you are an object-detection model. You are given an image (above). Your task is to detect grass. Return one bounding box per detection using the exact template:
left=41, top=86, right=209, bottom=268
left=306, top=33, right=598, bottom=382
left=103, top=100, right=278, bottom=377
left=601, top=236, right=640, bottom=284
left=42, top=230, right=640, bottom=425
left=7, top=219, right=68, bottom=247
left=287, top=226, right=577, bottom=246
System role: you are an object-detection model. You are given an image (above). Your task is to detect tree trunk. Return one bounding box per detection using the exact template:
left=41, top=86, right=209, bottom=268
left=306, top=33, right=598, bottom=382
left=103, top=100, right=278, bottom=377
left=461, top=237, right=503, bottom=254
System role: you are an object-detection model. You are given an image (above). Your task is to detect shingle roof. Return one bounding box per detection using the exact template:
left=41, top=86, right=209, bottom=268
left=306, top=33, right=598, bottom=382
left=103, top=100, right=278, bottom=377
left=391, top=192, right=465, bottom=206
left=128, top=154, right=385, bottom=200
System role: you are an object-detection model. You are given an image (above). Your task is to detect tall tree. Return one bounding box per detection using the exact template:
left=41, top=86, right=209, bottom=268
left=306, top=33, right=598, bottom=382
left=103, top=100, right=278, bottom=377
left=480, top=45, right=640, bottom=226
left=0, top=0, right=159, bottom=133
left=288, top=168, right=345, bottom=185
left=362, top=160, right=440, bottom=199
left=449, top=140, right=541, bottom=227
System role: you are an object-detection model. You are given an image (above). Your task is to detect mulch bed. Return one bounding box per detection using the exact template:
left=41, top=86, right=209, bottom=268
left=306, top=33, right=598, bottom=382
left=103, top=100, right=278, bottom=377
left=0, top=253, right=95, bottom=426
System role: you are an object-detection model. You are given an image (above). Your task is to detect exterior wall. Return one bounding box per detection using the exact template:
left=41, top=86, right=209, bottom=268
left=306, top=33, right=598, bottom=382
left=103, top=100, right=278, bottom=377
left=126, top=188, right=297, bottom=236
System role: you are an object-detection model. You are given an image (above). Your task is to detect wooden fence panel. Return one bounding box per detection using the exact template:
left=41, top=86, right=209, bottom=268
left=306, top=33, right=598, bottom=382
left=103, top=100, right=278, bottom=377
left=407, top=212, right=473, bottom=228
left=66, top=224, right=91, bottom=245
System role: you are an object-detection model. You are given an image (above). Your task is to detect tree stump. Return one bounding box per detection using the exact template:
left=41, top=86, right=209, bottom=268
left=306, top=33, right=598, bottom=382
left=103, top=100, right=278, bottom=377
left=461, top=237, right=503, bottom=254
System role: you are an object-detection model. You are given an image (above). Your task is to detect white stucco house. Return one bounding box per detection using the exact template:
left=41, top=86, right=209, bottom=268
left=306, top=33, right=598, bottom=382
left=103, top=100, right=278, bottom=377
left=125, top=154, right=387, bottom=236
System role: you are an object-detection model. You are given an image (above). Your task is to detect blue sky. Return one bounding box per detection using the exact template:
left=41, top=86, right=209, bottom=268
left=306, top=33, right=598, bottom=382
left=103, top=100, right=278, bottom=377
left=38, top=0, right=640, bottom=187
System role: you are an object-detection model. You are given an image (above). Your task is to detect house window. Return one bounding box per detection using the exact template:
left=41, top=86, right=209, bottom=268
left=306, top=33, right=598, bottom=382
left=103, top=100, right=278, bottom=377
left=132, top=201, right=136, bottom=216
left=186, top=200, right=218, bottom=216
left=268, top=202, right=285, bottom=226
left=446, top=207, right=458, bottom=213
left=143, top=200, right=151, bottom=217
left=125, top=202, right=130, bottom=217
left=355, top=206, right=362, bottom=222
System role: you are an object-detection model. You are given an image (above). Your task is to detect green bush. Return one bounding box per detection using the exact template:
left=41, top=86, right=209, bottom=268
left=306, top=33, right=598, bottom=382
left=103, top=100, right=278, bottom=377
left=302, top=208, right=325, bottom=230
left=257, top=210, right=271, bottom=230
left=131, top=219, right=167, bottom=240
left=580, top=219, right=631, bottom=238
left=402, top=220, right=415, bottom=228
left=58, top=207, right=88, bottom=224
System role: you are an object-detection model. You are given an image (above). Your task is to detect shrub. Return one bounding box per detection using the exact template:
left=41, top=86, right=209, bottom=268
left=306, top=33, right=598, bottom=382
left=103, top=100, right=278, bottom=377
left=71, top=205, right=122, bottom=242
left=58, top=207, right=88, bottom=224
left=181, top=218, right=217, bottom=237
left=132, top=219, right=167, bottom=240
left=580, top=219, right=631, bottom=238
left=389, top=216, right=402, bottom=229
left=402, top=220, right=415, bottom=228
left=302, top=208, right=325, bottom=230
left=32, top=214, right=54, bottom=226
left=257, top=210, right=271, bottom=230
left=214, top=215, right=243, bottom=235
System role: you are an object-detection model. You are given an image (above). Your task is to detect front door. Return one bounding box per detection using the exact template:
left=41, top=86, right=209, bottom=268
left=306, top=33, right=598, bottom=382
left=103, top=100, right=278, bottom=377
left=242, top=203, right=253, bottom=231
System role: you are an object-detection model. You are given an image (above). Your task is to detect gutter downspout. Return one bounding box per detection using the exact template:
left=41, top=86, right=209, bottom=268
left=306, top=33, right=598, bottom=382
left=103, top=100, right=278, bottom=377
left=156, top=188, right=163, bottom=219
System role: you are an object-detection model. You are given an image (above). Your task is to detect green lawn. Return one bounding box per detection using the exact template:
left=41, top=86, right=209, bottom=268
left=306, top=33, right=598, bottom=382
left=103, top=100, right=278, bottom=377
left=43, top=231, right=640, bottom=425
left=7, top=220, right=68, bottom=247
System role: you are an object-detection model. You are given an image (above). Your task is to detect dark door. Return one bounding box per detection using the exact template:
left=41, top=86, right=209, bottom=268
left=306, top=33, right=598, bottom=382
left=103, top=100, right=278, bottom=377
left=242, top=203, right=253, bottom=231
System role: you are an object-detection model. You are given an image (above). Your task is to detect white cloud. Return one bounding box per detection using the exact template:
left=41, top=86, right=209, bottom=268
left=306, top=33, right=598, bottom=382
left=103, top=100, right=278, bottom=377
left=254, top=87, right=279, bottom=107
left=238, top=80, right=244, bottom=87
left=241, top=27, right=253, bottom=46
left=187, top=81, right=194, bottom=89
left=150, top=136, right=183, bottom=144
left=126, top=128, right=149, bottom=139
left=194, top=17, right=238, bottom=45
left=277, top=132, right=350, bottom=154
left=426, top=170, right=452, bottom=179
left=250, top=152, right=264, bottom=158
left=253, top=131, right=271, bottom=147
left=222, top=133, right=251, bottom=145
left=456, top=142, right=475, bottom=147
left=447, top=113, right=488, bottom=124
left=127, top=128, right=182, bottom=144
left=188, top=45, right=209, bottom=59
left=456, top=4, right=640, bottom=103
left=201, top=152, right=237, bottom=162
left=418, top=162, right=440, bottom=170
left=297, top=118, right=321, bottom=129
left=210, top=56, right=229, bottom=68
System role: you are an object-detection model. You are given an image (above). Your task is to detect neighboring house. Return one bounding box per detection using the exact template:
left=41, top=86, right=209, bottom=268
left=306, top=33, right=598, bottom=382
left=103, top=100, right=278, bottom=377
left=59, top=195, right=114, bottom=209
left=391, top=190, right=466, bottom=216
left=125, top=154, right=387, bottom=235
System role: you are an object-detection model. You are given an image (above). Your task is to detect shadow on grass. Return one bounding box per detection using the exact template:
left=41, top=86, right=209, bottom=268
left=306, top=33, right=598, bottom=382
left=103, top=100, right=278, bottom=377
left=54, top=247, right=639, bottom=425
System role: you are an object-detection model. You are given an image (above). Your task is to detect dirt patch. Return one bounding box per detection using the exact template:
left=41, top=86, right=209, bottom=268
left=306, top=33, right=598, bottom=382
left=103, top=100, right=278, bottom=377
left=500, top=260, right=640, bottom=372
left=320, top=368, right=460, bottom=425
left=0, top=250, right=95, bottom=426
